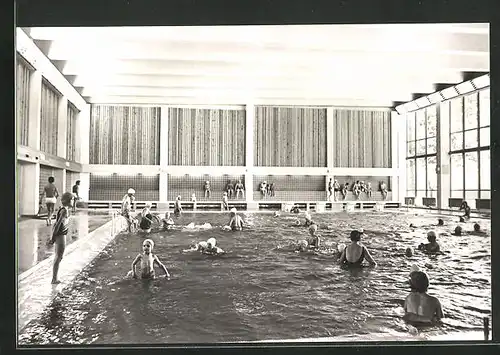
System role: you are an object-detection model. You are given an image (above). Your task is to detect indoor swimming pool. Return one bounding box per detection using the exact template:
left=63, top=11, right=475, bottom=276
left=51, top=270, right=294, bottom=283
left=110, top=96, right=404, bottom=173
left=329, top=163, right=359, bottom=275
left=18, top=210, right=491, bottom=344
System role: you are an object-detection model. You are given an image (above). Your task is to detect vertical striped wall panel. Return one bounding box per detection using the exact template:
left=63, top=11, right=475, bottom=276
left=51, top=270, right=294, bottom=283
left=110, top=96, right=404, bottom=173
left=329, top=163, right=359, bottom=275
left=254, top=106, right=327, bottom=167
left=331, top=109, right=391, bottom=168
left=66, top=170, right=74, bottom=193
left=66, top=102, right=78, bottom=161
left=16, top=58, right=31, bottom=146
left=40, top=79, right=60, bottom=156
left=168, top=108, right=246, bottom=166
left=89, top=105, right=161, bottom=165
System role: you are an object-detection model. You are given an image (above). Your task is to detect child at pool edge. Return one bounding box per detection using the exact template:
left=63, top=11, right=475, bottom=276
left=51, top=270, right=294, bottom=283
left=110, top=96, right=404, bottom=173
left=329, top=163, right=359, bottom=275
left=47, top=192, right=74, bottom=284
left=403, top=270, right=444, bottom=324
left=131, top=239, right=170, bottom=279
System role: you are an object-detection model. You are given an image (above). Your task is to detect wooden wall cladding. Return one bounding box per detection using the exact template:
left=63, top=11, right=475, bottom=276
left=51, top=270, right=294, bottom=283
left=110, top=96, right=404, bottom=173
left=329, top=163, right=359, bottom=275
left=331, top=109, right=392, bottom=168
left=89, top=105, right=160, bottom=165
left=40, top=80, right=60, bottom=156
left=16, top=58, right=30, bottom=147
left=254, top=106, right=327, bottom=167
left=89, top=174, right=159, bottom=201
left=168, top=108, right=246, bottom=166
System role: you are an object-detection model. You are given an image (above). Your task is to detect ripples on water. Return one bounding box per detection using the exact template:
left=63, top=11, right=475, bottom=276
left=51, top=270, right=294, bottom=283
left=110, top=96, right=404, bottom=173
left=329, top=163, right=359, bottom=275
left=19, top=211, right=491, bottom=344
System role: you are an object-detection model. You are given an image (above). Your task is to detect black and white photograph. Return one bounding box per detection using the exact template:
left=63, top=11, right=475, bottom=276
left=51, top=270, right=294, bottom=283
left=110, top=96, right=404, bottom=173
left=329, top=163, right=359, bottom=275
left=15, top=19, right=492, bottom=346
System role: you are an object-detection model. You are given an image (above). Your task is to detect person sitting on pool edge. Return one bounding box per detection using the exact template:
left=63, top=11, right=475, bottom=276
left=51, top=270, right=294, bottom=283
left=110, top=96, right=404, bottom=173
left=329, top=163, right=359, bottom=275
left=183, top=237, right=225, bottom=255
left=339, top=229, right=377, bottom=267
left=130, top=239, right=170, bottom=279
left=403, top=270, right=444, bottom=325
left=418, top=231, right=441, bottom=254
left=227, top=207, right=243, bottom=231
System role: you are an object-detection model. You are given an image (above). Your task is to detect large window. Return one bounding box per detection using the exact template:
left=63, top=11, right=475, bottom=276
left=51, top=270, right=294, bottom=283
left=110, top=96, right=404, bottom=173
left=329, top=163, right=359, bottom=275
left=40, top=79, right=61, bottom=156
left=406, top=105, right=437, bottom=202
left=66, top=102, right=79, bottom=161
left=449, top=88, right=490, bottom=208
left=16, top=56, right=32, bottom=146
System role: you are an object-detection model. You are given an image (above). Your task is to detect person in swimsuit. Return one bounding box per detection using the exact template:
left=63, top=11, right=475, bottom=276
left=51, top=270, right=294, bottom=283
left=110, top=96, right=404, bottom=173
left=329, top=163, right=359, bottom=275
left=204, top=181, right=211, bottom=198
left=40, top=176, right=60, bottom=225
left=290, top=205, right=301, bottom=214
left=339, top=229, right=377, bottom=267
left=131, top=239, right=170, bottom=279
left=174, top=195, right=183, bottom=217
left=226, top=180, right=235, bottom=199
left=162, top=211, right=175, bottom=229
left=137, top=202, right=160, bottom=233
left=227, top=207, right=243, bottom=231
left=260, top=181, right=267, bottom=197
left=235, top=180, right=245, bottom=199
left=121, top=188, right=136, bottom=232
left=71, top=180, right=80, bottom=212
left=333, top=180, right=340, bottom=202
left=341, top=182, right=349, bottom=200
left=459, top=201, right=471, bottom=220
left=418, top=231, right=441, bottom=254
left=366, top=182, right=372, bottom=199
left=304, top=212, right=315, bottom=227
left=380, top=181, right=388, bottom=200
left=47, top=192, right=74, bottom=284
left=403, top=270, right=444, bottom=325
left=307, top=224, right=321, bottom=248
left=327, top=178, right=334, bottom=201
left=222, top=192, right=229, bottom=211
left=269, top=183, right=275, bottom=197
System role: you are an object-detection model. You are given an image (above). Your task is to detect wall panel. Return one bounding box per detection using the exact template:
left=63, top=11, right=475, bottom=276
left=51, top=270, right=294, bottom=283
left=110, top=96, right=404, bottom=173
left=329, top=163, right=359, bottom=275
left=168, top=108, right=246, bottom=166
left=253, top=175, right=326, bottom=200
left=40, top=80, right=60, bottom=156
left=254, top=106, right=327, bottom=167
left=331, top=109, right=391, bottom=168
left=167, top=174, right=246, bottom=201
left=66, top=102, right=78, bottom=161
left=89, top=105, right=160, bottom=165
left=89, top=174, right=159, bottom=201
left=16, top=57, right=31, bottom=146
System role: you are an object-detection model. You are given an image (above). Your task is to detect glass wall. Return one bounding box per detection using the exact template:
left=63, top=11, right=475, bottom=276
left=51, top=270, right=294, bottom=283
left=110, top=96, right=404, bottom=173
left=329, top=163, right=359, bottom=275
left=405, top=105, right=437, bottom=203
left=449, top=88, right=490, bottom=208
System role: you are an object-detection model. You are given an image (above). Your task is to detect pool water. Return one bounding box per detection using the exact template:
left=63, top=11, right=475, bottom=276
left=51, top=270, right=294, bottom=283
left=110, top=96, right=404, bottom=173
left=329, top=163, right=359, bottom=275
left=18, top=211, right=491, bottom=344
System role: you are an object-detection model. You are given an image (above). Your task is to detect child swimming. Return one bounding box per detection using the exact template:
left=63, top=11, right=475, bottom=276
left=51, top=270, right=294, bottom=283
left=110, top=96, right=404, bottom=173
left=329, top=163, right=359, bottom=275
left=184, top=237, right=225, bottom=255
left=338, top=229, right=377, bottom=267
left=130, top=239, right=170, bottom=279
left=47, top=192, right=74, bottom=284
left=403, top=270, right=444, bottom=325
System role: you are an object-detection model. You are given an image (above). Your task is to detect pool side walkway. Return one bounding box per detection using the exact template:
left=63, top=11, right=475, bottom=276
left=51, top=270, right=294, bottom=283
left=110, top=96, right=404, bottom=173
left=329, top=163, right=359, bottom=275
left=17, top=214, right=127, bottom=333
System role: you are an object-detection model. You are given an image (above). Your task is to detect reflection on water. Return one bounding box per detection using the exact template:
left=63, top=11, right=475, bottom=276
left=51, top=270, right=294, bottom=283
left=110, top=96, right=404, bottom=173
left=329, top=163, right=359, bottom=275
left=19, top=211, right=491, bottom=344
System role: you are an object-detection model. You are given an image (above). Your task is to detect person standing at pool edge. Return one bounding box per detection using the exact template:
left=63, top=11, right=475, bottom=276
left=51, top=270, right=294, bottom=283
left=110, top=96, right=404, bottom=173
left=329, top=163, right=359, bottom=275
left=71, top=180, right=80, bottom=212
left=121, top=188, right=136, bottom=232
left=40, top=176, right=60, bottom=225
left=47, top=192, right=74, bottom=284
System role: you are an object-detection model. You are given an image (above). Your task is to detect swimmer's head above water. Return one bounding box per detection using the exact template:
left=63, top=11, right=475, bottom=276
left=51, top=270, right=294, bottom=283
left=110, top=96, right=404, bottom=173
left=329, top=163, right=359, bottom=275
left=427, top=231, right=437, bottom=242
left=405, top=247, right=414, bottom=257
left=438, top=219, right=444, bottom=226
left=309, top=224, right=318, bottom=235
left=454, top=226, right=463, bottom=235
left=207, top=237, right=217, bottom=249
left=474, top=223, right=481, bottom=232
left=143, top=239, right=154, bottom=254
left=409, top=270, right=429, bottom=293
left=350, top=229, right=362, bottom=242
left=127, top=188, right=135, bottom=196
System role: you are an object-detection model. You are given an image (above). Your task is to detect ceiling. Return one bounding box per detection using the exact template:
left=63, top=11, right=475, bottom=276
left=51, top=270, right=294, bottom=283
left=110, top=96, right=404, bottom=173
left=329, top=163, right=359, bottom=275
left=23, top=23, right=489, bottom=107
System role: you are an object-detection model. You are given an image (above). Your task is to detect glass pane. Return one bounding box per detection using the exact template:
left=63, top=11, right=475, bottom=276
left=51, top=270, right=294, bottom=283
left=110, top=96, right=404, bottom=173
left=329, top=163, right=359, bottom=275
left=451, top=132, right=463, bottom=151
left=407, top=142, right=415, bottom=157
left=407, top=112, right=415, bottom=141
left=415, top=191, right=425, bottom=206
left=406, top=190, right=415, bottom=198
left=406, top=159, right=415, bottom=191
left=479, top=88, right=490, bottom=127
left=450, top=97, right=463, bottom=133
left=450, top=153, right=463, bottom=190
left=464, top=152, right=479, bottom=190
left=464, top=92, right=478, bottom=130
left=480, top=150, right=490, bottom=189
left=480, top=127, right=490, bottom=147
left=427, top=137, right=437, bottom=154
left=481, top=190, right=490, bottom=199
left=416, top=157, right=426, bottom=190
left=416, top=109, right=426, bottom=139
left=426, top=105, right=437, bottom=137
left=451, top=190, right=464, bottom=198
left=416, top=139, right=427, bottom=155
left=464, top=129, right=478, bottom=149
left=464, top=191, right=478, bottom=209
left=427, top=156, right=437, bottom=196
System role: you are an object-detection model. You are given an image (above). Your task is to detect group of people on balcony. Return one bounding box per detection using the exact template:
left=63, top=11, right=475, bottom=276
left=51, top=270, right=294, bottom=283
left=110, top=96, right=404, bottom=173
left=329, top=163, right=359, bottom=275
left=327, top=178, right=388, bottom=201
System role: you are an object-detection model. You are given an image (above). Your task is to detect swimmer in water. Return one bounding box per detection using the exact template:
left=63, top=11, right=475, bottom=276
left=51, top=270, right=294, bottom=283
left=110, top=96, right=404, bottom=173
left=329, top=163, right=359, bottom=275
left=184, top=238, right=225, bottom=255
left=296, top=239, right=309, bottom=252
left=162, top=211, right=175, bottom=229
left=403, top=270, right=444, bottom=325
left=131, top=239, right=170, bottom=279
left=47, top=192, right=74, bottom=284
left=174, top=195, right=183, bottom=217
left=410, top=218, right=444, bottom=229
left=274, top=211, right=281, bottom=217
left=307, top=224, right=321, bottom=248
left=227, top=208, right=243, bottom=231
left=459, top=201, right=471, bottom=221
left=137, top=202, right=161, bottom=233
left=339, top=229, right=377, bottom=267
left=121, top=188, right=136, bottom=232
left=418, top=231, right=441, bottom=254
left=453, top=226, right=463, bottom=236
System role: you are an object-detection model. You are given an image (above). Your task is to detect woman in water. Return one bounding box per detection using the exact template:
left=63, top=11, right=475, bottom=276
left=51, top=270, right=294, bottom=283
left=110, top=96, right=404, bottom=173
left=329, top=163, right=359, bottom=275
left=403, top=270, right=444, bottom=325
left=338, top=229, right=377, bottom=267
left=459, top=201, right=471, bottom=220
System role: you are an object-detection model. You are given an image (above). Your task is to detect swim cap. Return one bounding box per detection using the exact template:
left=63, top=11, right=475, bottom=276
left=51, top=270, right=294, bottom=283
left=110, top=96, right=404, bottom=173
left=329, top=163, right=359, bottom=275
left=127, top=188, right=135, bottom=194
left=207, top=237, right=216, bottom=247
left=230, top=207, right=237, bottom=213
left=309, top=224, right=318, bottom=233
left=357, top=228, right=364, bottom=234
left=409, top=271, right=429, bottom=292
left=143, top=239, right=154, bottom=249
left=298, top=240, right=308, bottom=248
left=454, top=226, right=462, bottom=235
left=410, top=264, right=420, bottom=273
left=474, top=223, right=480, bottom=232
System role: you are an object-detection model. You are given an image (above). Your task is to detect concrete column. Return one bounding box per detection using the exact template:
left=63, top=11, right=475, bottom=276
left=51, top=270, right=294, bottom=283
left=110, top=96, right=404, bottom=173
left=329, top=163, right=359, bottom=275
left=19, top=162, right=40, bottom=216
left=245, top=104, right=255, bottom=202
left=57, top=96, right=68, bottom=158
left=437, top=101, right=451, bottom=209
left=27, top=70, right=42, bottom=150
left=159, top=106, right=169, bottom=168
left=78, top=104, right=91, bottom=164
